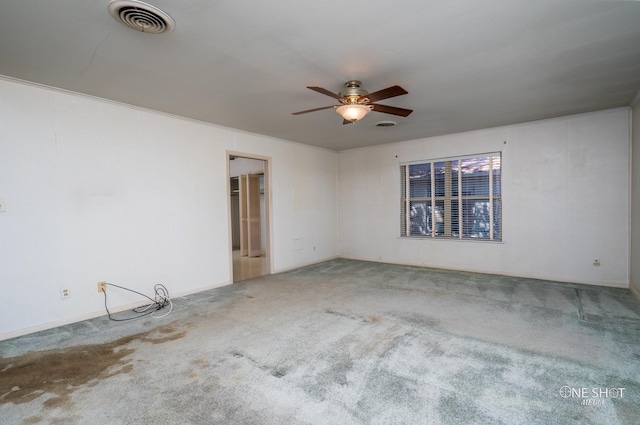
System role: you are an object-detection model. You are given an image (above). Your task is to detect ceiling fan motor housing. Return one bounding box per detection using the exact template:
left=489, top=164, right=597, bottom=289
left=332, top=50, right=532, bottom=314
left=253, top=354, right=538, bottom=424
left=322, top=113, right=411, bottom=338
left=339, top=80, right=369, bottom=104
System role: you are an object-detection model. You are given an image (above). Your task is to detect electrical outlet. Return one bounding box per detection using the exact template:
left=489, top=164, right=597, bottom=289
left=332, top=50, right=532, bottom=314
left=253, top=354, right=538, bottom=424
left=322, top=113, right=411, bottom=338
left=593, top=259, right=601, bottom=266
left=61, top=288, right=70, bottom=299
left=98, top=281, right=107, bottom=292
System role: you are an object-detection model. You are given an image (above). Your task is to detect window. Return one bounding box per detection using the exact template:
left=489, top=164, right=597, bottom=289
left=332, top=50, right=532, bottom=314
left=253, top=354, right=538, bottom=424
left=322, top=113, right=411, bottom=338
left=400, top=153, right=501, bottom=241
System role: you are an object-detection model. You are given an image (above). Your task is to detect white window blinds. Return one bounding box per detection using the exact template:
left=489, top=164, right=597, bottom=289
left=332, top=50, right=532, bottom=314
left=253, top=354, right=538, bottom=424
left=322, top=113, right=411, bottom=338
left=400, top=153, right=501, bottom=241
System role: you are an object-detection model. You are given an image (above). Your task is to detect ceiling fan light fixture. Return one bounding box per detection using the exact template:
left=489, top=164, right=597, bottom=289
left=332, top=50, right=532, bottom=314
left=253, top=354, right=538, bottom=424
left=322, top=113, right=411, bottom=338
left=336, top=104, right=372, bottom=122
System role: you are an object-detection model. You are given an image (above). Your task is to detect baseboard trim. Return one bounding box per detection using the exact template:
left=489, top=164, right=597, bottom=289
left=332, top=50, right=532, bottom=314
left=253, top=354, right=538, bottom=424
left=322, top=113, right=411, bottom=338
left=337, top=255, right=629, bottom=289
left=0, top=280, right=231, bottom=342
left=3, top=259, right=632, bottom=341
left=272, top=255, right=340, bottom=274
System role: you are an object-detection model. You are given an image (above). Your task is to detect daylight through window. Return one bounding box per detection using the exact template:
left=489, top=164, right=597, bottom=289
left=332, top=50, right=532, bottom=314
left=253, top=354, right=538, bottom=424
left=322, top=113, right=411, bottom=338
left=400, top=153, right=501, bottom=241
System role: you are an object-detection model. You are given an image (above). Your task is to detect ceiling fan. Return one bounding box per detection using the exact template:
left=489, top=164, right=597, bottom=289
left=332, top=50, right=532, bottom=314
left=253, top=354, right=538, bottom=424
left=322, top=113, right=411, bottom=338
left=292, top=80, right=413, bottom=124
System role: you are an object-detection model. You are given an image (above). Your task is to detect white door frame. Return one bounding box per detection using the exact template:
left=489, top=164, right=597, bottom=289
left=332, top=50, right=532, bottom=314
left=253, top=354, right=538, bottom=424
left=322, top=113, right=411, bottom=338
left=226, top=151, right=273, bottom=282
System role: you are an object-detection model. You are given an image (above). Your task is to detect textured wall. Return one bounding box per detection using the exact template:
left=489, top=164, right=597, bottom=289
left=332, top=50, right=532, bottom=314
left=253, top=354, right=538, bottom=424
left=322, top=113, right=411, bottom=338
left=0, top=78, right=338, bottom=338
left=631, top=96, right=640, bottom=300
left=338, top=108, right=630, bottom=287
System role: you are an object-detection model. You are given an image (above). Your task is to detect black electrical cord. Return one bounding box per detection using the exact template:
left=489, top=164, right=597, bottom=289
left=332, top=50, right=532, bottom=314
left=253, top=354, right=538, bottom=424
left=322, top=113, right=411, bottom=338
left=102, top=283, right=172, bottom=321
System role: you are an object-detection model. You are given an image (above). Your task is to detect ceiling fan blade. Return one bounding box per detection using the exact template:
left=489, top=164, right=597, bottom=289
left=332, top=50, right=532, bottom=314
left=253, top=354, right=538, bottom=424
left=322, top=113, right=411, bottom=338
left=307, top=86, right=343, bottom=100
left=342, top=119, right=354, bottom=125
left=364, top=85, right=408, bottom=103
left=371, top=103, right=413, bottom=117
left=291, top=105, right=337, bottom=115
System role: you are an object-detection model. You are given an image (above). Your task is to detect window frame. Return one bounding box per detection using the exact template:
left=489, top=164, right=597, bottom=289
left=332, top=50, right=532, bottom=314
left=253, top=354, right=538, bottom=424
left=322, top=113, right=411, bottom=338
left=400, top=152, right=502, bottom=241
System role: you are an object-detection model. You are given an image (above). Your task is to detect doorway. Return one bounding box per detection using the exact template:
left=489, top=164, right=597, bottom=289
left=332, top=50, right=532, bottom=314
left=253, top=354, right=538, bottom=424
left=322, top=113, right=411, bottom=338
left=228, top=153, right=271, bottom=282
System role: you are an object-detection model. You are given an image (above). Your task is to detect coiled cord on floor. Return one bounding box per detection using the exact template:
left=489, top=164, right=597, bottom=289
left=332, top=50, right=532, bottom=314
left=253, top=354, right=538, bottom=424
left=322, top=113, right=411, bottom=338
left=103, top=283, right=173, bottom=321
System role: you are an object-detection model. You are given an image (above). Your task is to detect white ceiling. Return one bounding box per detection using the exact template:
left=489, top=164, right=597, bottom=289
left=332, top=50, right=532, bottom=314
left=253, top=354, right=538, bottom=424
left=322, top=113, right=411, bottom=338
left=1, top=0, right=640, bottom=151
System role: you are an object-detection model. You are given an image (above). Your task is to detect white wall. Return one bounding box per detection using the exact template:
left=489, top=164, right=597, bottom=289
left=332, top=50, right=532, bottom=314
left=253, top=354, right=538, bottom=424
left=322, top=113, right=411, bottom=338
left=0, top=78, right=338, bottom=339
left=1, top=75, right=633, bottom=339
left=338, top=108, right=630, bottom=287
left=631, top=95, right=640, bottom=299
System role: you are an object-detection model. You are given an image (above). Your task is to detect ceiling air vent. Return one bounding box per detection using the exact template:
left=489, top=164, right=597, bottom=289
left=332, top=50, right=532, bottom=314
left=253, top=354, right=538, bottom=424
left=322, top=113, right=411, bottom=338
left=376, top=121, right=397, bottom=128
left=108, top=0, right=175, bottom=34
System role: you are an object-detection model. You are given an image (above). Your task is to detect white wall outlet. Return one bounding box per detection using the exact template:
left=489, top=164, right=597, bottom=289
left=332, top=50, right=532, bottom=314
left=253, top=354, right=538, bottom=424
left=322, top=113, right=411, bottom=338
left=61, top=287, right=71, bottom=299
left=0, top=199, right=6, bottom=212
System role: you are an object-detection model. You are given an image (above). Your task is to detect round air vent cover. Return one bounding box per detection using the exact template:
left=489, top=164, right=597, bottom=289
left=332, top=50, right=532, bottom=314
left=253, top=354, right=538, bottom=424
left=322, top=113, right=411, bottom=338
left=108, top=0, right=175, bottom=34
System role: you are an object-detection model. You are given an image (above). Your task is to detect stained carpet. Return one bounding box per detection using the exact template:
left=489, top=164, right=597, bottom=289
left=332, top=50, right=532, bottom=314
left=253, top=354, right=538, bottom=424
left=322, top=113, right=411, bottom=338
left=1, top=259, right=639, bottom=424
